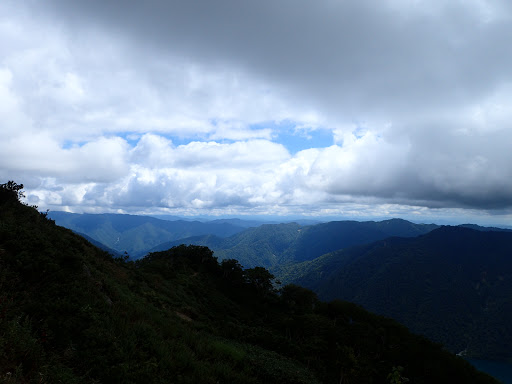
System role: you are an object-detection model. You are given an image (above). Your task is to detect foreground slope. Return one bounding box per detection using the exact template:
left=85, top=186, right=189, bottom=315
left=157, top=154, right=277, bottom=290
left=289, top=227, right=512, bottom=360
left=0, top=186, right=498, bottom=383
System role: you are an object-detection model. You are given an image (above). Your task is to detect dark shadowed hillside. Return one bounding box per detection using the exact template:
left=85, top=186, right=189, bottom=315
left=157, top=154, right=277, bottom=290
left=287, top=226, right=512, bottom=361
left=0, top=182, right=498, bottom=383
left=284, top=219, right=439, bottom=263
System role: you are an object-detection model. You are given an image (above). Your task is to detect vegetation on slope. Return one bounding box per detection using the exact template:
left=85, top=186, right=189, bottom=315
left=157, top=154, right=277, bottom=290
left=0, top=182, right=498, bottom=383
left=286, top=228, right=512, bottom=361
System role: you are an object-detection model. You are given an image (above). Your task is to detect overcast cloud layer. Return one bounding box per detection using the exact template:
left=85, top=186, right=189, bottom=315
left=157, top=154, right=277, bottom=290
left=2, top=0, right=512, bottom=225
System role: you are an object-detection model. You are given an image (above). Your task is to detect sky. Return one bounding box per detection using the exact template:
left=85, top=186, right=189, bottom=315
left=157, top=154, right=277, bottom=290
left=2, top=0, right=512, bottom=225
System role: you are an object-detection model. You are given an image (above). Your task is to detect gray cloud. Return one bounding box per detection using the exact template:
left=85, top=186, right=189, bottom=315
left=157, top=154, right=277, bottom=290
left=40, top=0, right=512, bottom=119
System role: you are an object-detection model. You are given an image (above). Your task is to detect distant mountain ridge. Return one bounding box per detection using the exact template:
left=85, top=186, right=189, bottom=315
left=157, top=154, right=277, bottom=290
left=48, top=211, right=246, bottom=258
left=459, top=223, right=512, bottom=232
left=47, top=212, right=509, bottom=269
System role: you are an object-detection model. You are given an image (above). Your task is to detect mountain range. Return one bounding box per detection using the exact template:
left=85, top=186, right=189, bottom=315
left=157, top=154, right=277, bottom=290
left=148, top=218, right=439, bottom=268
left=48, top=211, right=247, bottom=258
left=1, top=182, right=498, bottom=383
left=45, top=208, right=512, bottom=365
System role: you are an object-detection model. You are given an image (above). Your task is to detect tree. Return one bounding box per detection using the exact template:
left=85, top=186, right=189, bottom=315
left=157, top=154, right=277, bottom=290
left=244, top=267, right=275, bottom=293
left=280, top=284, right=318, bottom=314
left=221, top=259, right=245, bottom=285
left=0, top=181, right=25, bottom=203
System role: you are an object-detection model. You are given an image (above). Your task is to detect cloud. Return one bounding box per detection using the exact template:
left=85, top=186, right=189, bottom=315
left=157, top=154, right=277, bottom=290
left=0, top=133, right=130, bottom=183
left=22, top=130, right=512, bottom=216
left=39, top=0, right=512, bottom=120
left=2, top=0, right=512, bottom=224
left=130, top=134, right=289, bottom=168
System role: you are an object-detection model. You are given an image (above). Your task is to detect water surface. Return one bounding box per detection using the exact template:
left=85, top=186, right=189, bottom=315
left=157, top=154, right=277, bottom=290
left=467, top=359, right=512, bottom=384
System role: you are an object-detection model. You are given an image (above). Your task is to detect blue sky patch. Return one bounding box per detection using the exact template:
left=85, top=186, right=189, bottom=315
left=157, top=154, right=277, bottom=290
left=251, top=121, right=334, bottom=153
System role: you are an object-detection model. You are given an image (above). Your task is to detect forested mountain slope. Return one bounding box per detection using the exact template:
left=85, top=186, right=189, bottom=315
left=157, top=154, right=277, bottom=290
left=0, top=182, right=498, bottom=383
left=150, top=218, right=438, bottom=268
left=149, top=222, right=302, bottom=267
left=287, top=226, right=512, bottom=361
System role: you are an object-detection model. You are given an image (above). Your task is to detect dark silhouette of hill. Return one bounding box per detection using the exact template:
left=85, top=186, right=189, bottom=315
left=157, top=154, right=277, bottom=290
left=287, top=226, right=512, bottom=361
left=0, top=181, right=498, bottom=383
left=459, top=223, right=512, bottom=232
left=285, top=219, right=439, bottom=263
left=150, top=218, right=439, bottom=268
left=48, top=211, right=245, bottom=258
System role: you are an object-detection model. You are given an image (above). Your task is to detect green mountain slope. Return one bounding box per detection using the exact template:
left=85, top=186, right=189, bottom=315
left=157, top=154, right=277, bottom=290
left=148, top=223, right=303, bottom=267
left=150, top=218, right=438, bottom=268
left=288, top=227, right=512, bottom=361
left=0, top=183, right=498, bottom=383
